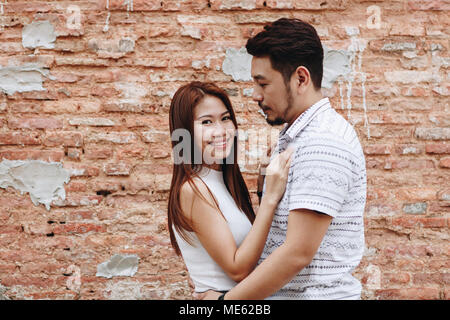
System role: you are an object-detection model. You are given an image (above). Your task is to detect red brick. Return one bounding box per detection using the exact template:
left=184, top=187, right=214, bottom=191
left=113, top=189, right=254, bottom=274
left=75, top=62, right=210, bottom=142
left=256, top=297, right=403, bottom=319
left=8, top=102, right=42, bottom=113
left=391, top=217, right=447, bottom=228
left=426, top=143, right=450, bottom=154
left=84, top=146, right=113, bottom=160
left=149, top=146, right=170, bottom=159
left=24, top=291, right=78, bottom=300
left=367, top=188, right=391, bottom=200
left=103, top=161, right=132, bottom=176
left=401, top=86, right=430, bottom=97
left=375, top=288, right=440, bottom=300
left=0, top=264, right=16, bottom=273
left=384, top=159, right=435, bottom=170
left=413, top=273, right=446, bottom=285
left=7, top=117, right=63, bottom=130
left=0, top=225, right=23, bottom=234
left=91, top=86, right=121, bottom=98
left=53, top=223, right=106, bottom=235
left=67, top=210, right=95, bottom=221
left=117, top=145, right=148, bottom=160
left=210, top=0, right=262, bottom=10
left=0, top=132, right=41, bottom=145
left=395, top=259, right=425, bottom=272
left=382, top=272, right=411, bottom=285
left=64, top=181, right=87, bottom=192
left=1, top=275, right=56, bottom=288
left=63, top=164, right=100, bottom=177
left=4, top=1, right=52, bottom=13
left=52, top=195, right=103, bottom=208
left=439, top=157, right=450, bottom=168
left=369, top=113, right=421, bottom=125
left=43, top=132, right=83, bottom=147
left=396, top=188, right=437, bottom=201
left=390, top=24, right=425, bottom=37
left=364, top=144, right=392, bottom=155
left=0, top=150, right=64, bottom=162
left=50, top=72, right=81, bottom=83
left=408, top=0, right=450, bottom=11
left=104, top=0, right=162, bottom=11
left=66, top=148, right=81, bottom=160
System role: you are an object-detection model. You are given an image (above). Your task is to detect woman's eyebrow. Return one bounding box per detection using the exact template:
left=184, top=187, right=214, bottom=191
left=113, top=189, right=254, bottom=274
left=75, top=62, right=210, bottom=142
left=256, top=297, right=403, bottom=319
left=196, top=111, right=230, bottom=120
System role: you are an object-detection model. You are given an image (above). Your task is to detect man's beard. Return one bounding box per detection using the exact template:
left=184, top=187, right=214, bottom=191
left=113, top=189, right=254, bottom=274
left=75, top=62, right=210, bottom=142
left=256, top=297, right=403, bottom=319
left=265, top=115, right=285, bottom=126
left=260, top=87, right=294, bottom=127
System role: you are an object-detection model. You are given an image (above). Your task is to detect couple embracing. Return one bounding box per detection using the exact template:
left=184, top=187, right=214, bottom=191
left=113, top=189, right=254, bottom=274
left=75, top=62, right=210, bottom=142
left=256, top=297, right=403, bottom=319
left=167, top=18, right=367, bottom=300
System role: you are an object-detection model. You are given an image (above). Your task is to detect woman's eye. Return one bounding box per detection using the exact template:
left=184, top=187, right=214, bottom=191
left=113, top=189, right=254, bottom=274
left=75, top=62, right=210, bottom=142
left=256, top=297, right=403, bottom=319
left=201, top=120, right=212, bottom=125
left=222, top=116, right=231, bottom=121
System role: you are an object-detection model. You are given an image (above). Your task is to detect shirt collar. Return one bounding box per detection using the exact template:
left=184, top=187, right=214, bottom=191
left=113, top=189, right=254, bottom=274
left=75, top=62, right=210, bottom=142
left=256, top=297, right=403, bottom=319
left=280, top=97, right=331, bottom=141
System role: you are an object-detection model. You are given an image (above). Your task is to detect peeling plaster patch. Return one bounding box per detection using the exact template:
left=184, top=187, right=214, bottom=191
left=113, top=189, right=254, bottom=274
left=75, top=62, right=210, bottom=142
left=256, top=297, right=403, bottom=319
left=103, top=11, right=111, bottom=33
left=222, top=47, right=252, bottom=82
left=243, top=88, right=253, bottom=97
left=22, top=20, right=56, bottom=49
left=322, top=46, right=351, bottom=89
left=114, top=82, right=148, bottom=106
left=403, top=202, right=427, bottom=214
left=96, top=254, right=139, bottom=279
left=69, top=117, right=116, bottom=126
left=104, top=280, right=143, bottom=300
left=181, top=25, right=202, bottom=40
left=88, top=37, right=135, bottom=59
left=0, top=283, right=10, bottom=300
left=365, top=264, right=381, bottom=290
left=402, top=147, right=419, bottom=155
left=124, top=0, right=133, bottom=15
left=0, top=64, right=53, bottom=95
left=0, top=159, right=70, bottom=210
left=219, top=0, right=256, bottom=10
left=323, top=28, right=370, bottom=139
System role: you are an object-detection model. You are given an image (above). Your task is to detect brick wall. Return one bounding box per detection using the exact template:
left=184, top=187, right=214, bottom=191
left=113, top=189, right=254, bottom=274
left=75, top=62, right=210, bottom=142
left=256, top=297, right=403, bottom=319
left=0, top=0, right=448, bottom=300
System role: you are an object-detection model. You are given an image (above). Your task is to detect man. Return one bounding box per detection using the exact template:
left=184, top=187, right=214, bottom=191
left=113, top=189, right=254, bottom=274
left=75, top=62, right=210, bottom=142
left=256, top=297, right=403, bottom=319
left=205, top=18, right=367, bottom=300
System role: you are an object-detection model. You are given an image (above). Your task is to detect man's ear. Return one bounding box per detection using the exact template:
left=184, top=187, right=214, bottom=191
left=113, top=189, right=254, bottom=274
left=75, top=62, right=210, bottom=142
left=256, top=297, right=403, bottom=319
left=294, top=66, right=311, bottom=92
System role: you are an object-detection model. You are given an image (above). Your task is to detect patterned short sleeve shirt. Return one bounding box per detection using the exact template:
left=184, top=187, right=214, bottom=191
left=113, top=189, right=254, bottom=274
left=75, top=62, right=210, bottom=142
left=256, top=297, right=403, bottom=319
left=261, top=98, right=367, bottom=300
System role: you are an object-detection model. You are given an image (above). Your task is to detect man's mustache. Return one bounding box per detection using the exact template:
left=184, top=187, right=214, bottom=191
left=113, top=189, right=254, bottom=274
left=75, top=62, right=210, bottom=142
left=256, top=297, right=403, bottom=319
left=258, top=102, right=269, bottom=110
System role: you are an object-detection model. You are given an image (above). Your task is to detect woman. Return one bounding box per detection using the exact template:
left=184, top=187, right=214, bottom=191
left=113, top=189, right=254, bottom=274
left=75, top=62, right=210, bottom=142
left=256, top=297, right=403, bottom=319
left=168, top=81, right=292, bottom=295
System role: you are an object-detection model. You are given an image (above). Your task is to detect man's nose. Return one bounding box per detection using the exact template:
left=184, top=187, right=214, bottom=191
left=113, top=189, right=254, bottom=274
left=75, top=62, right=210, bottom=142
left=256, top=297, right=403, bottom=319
left=252, top=88, right=263, bottom=102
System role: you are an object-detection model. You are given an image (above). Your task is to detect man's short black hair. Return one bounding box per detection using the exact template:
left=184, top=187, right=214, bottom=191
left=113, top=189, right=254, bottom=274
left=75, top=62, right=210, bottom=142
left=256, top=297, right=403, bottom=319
left=246, top=18, right=324, bottom=90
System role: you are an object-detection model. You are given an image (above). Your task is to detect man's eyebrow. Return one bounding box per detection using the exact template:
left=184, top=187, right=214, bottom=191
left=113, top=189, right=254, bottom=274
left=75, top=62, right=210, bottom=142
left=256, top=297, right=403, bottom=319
left=253, top=75, right=267, bottom=81
left=196, top=111, right=230, bottom=119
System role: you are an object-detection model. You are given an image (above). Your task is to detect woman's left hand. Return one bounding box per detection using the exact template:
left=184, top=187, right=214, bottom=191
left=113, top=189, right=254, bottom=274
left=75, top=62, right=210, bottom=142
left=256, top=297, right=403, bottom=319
left=195, top=290, right=221, bottom=300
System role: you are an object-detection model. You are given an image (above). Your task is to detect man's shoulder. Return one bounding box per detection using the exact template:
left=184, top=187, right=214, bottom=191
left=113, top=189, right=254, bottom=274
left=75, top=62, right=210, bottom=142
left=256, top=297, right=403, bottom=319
left=303, top=109, right=363, bottom=153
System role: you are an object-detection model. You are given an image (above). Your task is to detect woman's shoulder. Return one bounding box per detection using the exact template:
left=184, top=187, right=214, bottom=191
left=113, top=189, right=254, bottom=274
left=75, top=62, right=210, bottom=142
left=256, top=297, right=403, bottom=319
left=180, top=178, right=217, bottom=213
left=180, top=177, right=207, bottom=200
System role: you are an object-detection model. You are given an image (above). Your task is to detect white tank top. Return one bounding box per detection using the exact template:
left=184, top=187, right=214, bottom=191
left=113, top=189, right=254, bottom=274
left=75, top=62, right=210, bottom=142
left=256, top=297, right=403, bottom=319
left=173, top=167, right=253, bottom=293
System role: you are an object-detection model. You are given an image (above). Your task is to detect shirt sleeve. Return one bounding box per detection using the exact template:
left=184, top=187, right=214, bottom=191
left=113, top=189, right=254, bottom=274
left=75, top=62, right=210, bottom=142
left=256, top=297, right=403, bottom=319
left=288, top=138, right=354, bottom=218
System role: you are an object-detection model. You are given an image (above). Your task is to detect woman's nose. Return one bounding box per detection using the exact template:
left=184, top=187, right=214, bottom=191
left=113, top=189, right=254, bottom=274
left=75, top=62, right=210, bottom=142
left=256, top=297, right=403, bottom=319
left=212, top=122, right=227, bottom=136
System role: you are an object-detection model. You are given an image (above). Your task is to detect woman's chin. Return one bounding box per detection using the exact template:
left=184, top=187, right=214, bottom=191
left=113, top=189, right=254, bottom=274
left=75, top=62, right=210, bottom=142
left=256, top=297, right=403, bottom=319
left=204, top=146, right=234, bottom=163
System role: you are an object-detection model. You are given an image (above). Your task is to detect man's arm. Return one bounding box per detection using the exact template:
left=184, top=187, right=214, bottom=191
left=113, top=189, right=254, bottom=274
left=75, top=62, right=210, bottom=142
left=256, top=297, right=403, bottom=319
left=222, top=208, right=332, bottom=300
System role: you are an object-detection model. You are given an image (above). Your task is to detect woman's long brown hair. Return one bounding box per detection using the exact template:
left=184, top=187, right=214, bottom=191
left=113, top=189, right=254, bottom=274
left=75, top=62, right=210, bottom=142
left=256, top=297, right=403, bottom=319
left=168, top=82, right=256, bottom=255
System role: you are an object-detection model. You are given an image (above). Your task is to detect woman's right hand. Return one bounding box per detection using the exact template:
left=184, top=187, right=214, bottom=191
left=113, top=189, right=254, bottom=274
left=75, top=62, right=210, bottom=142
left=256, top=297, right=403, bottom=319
left=262, top=147, right=294, bottom=205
